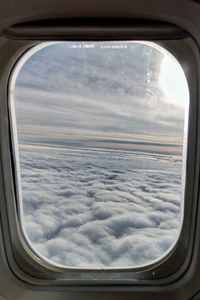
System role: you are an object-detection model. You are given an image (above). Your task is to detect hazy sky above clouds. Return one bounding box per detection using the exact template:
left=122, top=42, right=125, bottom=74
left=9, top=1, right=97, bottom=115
left=14, top=41, right=189, bottom=154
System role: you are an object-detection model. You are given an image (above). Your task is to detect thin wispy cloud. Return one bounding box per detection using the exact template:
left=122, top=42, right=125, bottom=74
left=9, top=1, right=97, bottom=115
left=14, top=42, right=186, bottom=152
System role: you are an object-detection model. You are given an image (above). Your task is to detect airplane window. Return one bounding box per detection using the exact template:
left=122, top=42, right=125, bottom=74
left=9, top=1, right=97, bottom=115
left=10, top=41, right=189, bottom=269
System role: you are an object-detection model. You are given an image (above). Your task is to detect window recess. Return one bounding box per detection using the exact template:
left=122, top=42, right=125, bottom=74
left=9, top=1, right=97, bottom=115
left=10, top=40, right=189, bottom=271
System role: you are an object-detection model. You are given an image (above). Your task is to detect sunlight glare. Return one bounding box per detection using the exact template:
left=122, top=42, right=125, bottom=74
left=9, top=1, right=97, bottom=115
left=159, top=54, right=189, bottom=108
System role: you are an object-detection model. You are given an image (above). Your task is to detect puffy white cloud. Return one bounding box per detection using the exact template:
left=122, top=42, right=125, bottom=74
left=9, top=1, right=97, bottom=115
left=19, top=146, right=182, bottom=269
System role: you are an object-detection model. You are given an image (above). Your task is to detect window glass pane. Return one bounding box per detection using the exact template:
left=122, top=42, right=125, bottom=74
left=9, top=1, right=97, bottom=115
left=11, top=41, right=189, bottom=269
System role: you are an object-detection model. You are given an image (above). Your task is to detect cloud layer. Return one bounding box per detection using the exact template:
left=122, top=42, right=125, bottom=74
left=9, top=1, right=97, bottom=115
left=20, top=146, right=182, bottom=269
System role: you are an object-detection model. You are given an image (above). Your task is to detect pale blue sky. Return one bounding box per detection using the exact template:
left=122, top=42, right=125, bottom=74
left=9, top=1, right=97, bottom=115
left=14, top=42, right=188, bottom=155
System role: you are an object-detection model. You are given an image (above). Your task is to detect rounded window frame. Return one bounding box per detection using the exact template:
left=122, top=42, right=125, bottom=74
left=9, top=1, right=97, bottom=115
left=9, top=40, right=189, bottom=272
left=0, top=33, right=198, bottom=287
